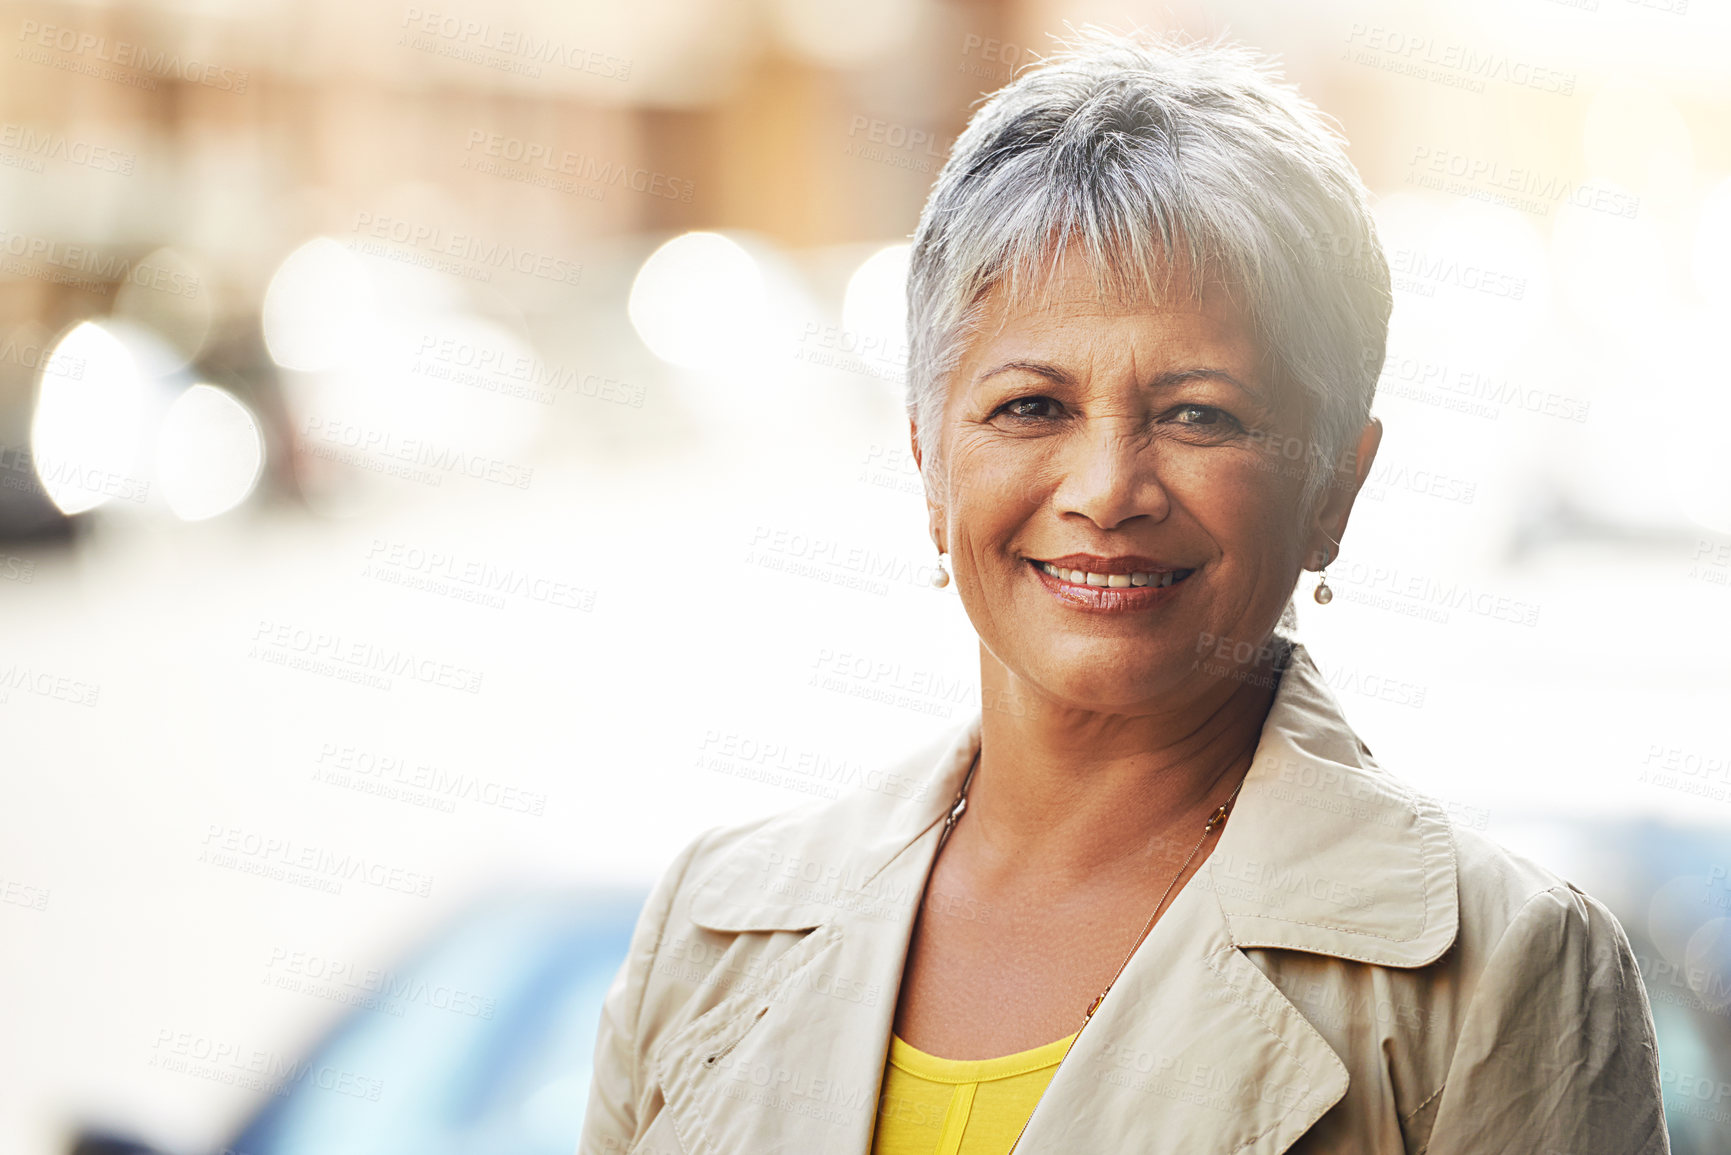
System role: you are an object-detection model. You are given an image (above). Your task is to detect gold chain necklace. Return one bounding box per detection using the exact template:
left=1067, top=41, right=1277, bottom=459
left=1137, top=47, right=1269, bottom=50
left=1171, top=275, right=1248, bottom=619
left=929, top=746, right=1250, bottom=1154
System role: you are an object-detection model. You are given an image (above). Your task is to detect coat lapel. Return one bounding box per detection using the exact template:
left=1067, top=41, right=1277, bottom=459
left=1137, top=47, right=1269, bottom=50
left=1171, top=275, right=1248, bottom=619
left=1207, top=637, right=1459, bottom=967
left=647, top=634, right=1458, bottom=1154
left=651, top=721, right=979, bottom=1155
left=1015, top=872, right=1350, bottom=1153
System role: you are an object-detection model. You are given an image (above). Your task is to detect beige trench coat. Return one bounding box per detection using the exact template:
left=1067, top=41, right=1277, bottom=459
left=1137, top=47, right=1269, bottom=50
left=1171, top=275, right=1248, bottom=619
left=579, top=637, right=1670, bottom=1154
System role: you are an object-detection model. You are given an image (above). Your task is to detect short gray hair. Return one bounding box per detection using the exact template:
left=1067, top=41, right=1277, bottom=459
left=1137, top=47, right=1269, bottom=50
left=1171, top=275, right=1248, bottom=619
left=906, top=28, right=1391, bottom=517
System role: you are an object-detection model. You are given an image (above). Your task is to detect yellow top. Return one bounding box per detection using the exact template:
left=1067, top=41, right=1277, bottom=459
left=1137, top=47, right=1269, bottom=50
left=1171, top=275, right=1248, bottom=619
left=869, top=1030, right=1079, bottom=1155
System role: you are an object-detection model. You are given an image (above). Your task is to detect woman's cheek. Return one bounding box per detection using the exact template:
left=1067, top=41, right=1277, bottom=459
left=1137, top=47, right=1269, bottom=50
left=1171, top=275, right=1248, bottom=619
left=952, top=463, right=1040, bottom=518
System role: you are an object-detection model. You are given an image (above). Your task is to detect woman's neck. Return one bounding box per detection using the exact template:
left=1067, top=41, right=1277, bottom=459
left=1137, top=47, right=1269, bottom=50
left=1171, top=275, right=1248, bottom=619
left=963, top=647, right=1280, bottom=881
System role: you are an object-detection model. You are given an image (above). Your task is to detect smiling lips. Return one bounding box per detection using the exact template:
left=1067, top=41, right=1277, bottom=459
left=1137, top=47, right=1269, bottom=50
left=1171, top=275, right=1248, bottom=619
left=1029, top=555, right=1198, bottom=590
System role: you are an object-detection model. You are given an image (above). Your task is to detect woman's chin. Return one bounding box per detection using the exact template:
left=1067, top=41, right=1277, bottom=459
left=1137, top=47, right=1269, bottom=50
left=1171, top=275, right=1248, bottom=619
left=1027, top=663, right=1201, bottom=715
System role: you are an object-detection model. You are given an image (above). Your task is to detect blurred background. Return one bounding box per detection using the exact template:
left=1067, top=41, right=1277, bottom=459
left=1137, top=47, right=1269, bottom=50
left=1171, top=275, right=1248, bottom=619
left=1, top=0, right=1728, bottom=1152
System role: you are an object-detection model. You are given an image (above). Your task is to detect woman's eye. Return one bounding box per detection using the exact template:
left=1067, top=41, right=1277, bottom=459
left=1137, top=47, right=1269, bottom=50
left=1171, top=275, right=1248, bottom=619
left=1171, top=404, right=1231, bottom=426
left=1166, top=404, right=1245, bottom=433
left=992, top=396, right=1060, bottom=422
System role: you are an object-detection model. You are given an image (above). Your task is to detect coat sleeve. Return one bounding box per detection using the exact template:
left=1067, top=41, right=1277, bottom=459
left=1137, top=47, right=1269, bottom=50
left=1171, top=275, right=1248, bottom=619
left=577, top=830, right=712, bottom=1155
left=1422, top=883, right=1670, bottom=1155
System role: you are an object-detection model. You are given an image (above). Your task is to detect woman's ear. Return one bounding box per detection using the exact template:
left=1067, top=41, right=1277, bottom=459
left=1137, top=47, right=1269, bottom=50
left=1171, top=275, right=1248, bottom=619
left=1306, top=417, right=1382, bottom=570
left=910, top=417, right=946, bottom=551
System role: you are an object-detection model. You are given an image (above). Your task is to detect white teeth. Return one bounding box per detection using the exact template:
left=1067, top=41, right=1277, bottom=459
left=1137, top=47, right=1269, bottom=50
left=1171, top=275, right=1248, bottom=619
left=1038, top=562, right=1190, bottom=589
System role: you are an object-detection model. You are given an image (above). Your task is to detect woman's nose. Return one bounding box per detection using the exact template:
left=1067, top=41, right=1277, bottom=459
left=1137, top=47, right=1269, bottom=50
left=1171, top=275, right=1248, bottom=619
left=1050, top=422, right=1170, bottom=530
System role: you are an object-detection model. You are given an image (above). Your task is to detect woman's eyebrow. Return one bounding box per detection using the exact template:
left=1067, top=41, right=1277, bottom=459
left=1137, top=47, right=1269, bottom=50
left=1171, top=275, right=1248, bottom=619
left=974, top=358, right=1074, bottom=385
left=1150, top=368, right=1268, bottom=404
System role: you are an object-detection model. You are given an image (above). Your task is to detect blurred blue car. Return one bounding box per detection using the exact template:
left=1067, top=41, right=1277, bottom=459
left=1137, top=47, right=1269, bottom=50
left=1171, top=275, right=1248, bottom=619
left=75, top=890, right=645, bottom=1155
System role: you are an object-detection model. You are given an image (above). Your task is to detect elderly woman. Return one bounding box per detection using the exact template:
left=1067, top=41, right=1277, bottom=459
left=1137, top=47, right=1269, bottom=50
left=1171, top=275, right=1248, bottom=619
left=580, top=30, right=1668, bottom=1155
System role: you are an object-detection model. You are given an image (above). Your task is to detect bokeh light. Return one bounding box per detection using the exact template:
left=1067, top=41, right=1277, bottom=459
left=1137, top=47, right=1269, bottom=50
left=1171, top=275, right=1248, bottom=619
left=627, top=231, right=769, bottom=370
left=29, top=321, right=148, bottom=516
left=842, top=243, right=911, bottom=374
left=156, top=384, right=266, bottom=522
left=262, top=238, right=380, bottom=372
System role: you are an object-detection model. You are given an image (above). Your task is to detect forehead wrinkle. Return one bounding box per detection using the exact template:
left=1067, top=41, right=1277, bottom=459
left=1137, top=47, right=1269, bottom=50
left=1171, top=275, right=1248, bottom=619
left=963, top=251, right=1276, bottom=408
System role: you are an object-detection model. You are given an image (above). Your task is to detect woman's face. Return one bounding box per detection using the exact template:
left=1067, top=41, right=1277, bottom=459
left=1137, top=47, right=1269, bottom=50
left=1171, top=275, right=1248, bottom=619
left=920, top=245, right=1379, bottom=713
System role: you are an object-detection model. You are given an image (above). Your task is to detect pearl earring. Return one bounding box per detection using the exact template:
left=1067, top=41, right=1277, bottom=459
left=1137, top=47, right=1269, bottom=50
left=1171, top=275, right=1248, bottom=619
left=1314, top=548, right=1334, bottom=605
left=930, top=552, right=951, bottom=589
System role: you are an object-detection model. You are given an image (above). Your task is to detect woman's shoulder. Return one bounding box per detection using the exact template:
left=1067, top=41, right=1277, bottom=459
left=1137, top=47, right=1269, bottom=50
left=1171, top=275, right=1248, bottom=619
left=1392, top=816, right=1666, bottom=1153
left=1443, top=817, right=1640, bottom=969
left=652, top=720, right=976, bottom=931
left=1250, top=637, right=1639, bottom=971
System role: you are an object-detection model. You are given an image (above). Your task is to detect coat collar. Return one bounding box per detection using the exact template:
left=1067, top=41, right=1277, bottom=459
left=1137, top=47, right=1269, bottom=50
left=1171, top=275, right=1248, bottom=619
left=665, top=632, right=1460, bottom=1154
left=687, top=632, right=1459, bottom=964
